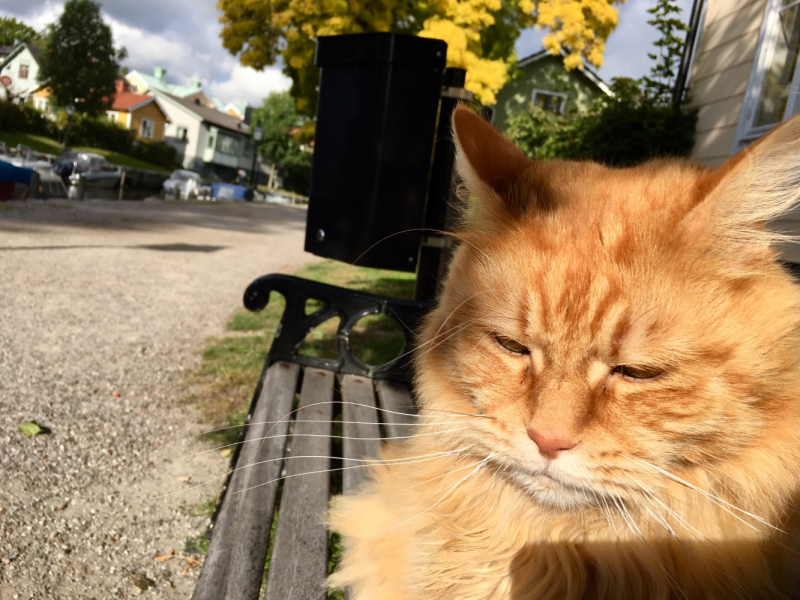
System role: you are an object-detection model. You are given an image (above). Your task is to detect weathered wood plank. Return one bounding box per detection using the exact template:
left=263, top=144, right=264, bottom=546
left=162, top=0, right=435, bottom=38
left=341, top=374, right=382, bottom=494
left=375, top=379, right=416, bottom=438
left=191, top=361, right=300, bottom=600
left=265, top=367, right=334, bottom=600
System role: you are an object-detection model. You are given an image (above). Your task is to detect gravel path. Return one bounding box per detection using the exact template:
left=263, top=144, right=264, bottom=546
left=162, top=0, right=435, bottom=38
left=0, top=199, right=316, bottom=599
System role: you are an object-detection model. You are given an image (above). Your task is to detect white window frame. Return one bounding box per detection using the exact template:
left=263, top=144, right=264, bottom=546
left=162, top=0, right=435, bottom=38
left=733, top=0, right=800, bottom=151
left=531, top=89, right=568, bottom=114
left=176, top=126, right=188, bottom=142
left=140, top=117, right=155, bottom=139
left=106, top=111, right=119, bottom=123
left=18, top=63, right=29, bottom=79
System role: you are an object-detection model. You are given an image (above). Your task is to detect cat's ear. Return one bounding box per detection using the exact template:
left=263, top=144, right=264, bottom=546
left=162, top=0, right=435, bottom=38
left=452, top=104, right=537, bottom=220
left=682, top=113, right=800, bottom=266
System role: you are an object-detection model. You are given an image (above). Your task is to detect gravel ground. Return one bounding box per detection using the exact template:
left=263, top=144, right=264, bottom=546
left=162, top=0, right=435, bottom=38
left=0, top=199, right=316, bottom=599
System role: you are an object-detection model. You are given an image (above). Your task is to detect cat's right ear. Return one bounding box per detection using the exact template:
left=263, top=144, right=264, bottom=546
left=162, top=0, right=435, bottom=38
left=452, top=104, right=534, bottom=220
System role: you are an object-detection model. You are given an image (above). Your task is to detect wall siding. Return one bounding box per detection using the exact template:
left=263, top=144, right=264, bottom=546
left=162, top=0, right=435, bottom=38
left=689, top=0, right=768, bottom=165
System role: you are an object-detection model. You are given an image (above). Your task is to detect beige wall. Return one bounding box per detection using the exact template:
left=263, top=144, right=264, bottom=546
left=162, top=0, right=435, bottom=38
left=130, top=102, right=168, bottom=141
left=689, top=0, right=768, bottom=166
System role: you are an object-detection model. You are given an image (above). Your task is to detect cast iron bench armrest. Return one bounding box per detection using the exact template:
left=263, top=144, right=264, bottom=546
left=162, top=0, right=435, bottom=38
left=191, top=275, right=433, bottom=600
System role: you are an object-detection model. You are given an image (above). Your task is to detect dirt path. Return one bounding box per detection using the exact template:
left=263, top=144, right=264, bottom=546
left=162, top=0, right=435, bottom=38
left=0, top=199, right=316, bottom=598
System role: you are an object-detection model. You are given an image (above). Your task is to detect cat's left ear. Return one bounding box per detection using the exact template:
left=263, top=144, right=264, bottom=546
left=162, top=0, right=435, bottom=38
left=451, top=105, right=536, bottom=220
left=682, top=112, right=800, bottom=264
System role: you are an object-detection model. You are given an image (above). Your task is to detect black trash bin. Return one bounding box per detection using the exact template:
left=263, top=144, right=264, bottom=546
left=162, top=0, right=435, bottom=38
left=304, top=32, right=447, bottom=272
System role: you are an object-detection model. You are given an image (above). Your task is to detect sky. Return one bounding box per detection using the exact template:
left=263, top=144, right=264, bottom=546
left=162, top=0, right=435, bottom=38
left=1, top=0, right=695, bottom=108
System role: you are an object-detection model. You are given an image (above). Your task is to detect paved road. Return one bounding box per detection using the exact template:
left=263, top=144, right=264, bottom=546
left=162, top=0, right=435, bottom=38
left=0, top=199, right=316, bottom=598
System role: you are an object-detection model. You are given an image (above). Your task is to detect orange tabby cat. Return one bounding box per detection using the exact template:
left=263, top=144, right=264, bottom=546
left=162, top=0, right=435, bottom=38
left=328, top=105, right=800, bottom=599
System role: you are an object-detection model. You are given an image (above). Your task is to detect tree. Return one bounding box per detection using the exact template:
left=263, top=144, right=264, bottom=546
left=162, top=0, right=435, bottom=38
left=37, top=0, right=126, bottom=115
left=217, top=0, right=623, bottom=115
left=641, top=0, right=690, bottom=105
left=251, top=91, right=313, bottom=194
left=0, top=17, right=45, bottom=47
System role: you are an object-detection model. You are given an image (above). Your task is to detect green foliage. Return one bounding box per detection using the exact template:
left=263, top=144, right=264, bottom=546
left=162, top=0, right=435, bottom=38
left=252, top=91, right=313, bottom=195
left=38, top=0, right=127, bottom=115
left=642, top=0, right=691, bottom=105
left=67, top=113, right=136, bottom=152
left=0, top=17, right=45, bottom=47
left=0, top=101, right=57, bottom=136
left=507, top=78, right=697, bottom=166
left=131, top=140, right=178, bottom=170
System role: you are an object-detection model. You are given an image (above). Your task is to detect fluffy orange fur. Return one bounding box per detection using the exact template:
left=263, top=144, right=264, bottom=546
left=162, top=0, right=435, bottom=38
left=329, top=106, right=800, bottom=599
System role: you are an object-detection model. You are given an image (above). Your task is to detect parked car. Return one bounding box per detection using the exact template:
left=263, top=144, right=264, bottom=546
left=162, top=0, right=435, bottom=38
left=162, top=169, right=211, bottom=200
left=53, top=152, right=121, bottom=188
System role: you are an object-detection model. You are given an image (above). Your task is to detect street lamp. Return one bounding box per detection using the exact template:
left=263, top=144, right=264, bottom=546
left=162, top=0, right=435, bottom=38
left=62, top=103, right=75, bottom=152
left=250, top=125, right=264, bottom=190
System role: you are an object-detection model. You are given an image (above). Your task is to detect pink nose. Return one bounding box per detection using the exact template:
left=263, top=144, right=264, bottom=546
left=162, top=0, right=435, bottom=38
left=527, top=428, right=578, bottom=459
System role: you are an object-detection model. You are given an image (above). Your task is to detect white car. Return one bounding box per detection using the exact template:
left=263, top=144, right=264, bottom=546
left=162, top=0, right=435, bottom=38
left=162, top=170, right=211, bottom=200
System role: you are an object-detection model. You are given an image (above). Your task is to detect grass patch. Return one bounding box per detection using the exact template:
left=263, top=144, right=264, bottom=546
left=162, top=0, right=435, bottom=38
left=0, top=132, right=170, bottom=172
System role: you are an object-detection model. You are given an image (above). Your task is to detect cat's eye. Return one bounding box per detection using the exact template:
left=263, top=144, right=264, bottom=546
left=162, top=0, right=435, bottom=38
left=613, top=365, right=663, bottom=380
left=493, top=334, right=529, bottom=355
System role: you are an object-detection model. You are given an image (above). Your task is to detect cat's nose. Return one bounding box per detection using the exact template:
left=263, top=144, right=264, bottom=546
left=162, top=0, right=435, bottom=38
left=527, top=427, right=578, bottom=459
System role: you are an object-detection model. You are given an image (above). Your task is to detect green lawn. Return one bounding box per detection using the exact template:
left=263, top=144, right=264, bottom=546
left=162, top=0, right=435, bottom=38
left=0, top=132, right=170, bottom=172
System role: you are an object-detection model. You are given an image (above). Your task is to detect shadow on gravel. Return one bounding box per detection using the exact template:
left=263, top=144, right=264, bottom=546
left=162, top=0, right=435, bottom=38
left=0, top=244, right=227, bottom=253
left=0, top=200, right=308, bottom=235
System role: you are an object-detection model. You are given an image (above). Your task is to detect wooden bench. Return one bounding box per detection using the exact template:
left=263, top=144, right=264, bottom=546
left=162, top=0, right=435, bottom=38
left=191, top=274, right=433, bottom=600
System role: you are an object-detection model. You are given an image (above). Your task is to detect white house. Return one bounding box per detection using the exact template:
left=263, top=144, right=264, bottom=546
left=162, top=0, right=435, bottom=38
left=0, top=43, right=42, bottom=102
left=154, top=90, right=254, bottom=180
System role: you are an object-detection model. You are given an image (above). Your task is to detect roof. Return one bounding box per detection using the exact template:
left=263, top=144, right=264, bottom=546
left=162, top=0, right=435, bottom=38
left=112, top=91, right=154, bottom=111
left=128, top=70, right=204, bottom=98
left=159, top=91, right=249, bottom=134
left=516, top=49, right=612, bottom=97
left=0, top=42, right=42, bottom=72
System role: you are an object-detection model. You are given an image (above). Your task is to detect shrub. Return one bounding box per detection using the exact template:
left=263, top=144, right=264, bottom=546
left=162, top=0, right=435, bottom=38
left=0, top=100, right=57, bottom=136
left=67, top=113, right=135, bottom=153
left=132, top=140, right=177, bottom=170
left=506, top=78, right=698, bottom=167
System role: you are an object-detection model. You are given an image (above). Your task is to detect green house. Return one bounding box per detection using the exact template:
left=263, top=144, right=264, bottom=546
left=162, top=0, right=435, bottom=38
left=492, top=50, right=612, bottom=131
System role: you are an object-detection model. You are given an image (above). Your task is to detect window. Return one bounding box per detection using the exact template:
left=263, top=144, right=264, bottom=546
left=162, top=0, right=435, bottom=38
left=19, top=64, right=28, bottom=79
left=130, top=84, right=139, bottom=93
left=177, top=126, right=188, bottom=142
left=106, top=111, right=119, bottom=123
left=532, top=89, right=567, bottom=114
left=216, top=133, right=241, bottom=156
left=736, top=0, right=800, bottom=148
left=207, top=134, right=215, bottom=148
left=140, top=118, right=155, bottom=139
left=243, top=141, right=253, bottom=158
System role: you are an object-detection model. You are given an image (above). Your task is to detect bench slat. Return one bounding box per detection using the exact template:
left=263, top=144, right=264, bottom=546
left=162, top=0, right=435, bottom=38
left=264, top=367, right=334, bottom=600
left=192, top=361, right=300, bottom=600
left=375, top=380, right=416, bottom=438
left=341, top=374, right=382, bottom=494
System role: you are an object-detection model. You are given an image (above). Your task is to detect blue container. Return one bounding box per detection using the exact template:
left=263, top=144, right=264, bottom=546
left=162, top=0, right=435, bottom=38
left=212, top=183, right=252, bottom=200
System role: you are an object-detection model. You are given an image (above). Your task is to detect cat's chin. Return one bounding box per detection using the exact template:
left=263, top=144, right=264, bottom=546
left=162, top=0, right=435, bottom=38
left=512, top=471, right=596, bottom=509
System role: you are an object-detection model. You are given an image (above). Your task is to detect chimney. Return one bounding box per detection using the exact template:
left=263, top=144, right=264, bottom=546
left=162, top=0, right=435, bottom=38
left=191, top=80, right=202, bottom=89
left=154, top=66, right=166, bottom=80
left=115, top=79, right=127, bottom=93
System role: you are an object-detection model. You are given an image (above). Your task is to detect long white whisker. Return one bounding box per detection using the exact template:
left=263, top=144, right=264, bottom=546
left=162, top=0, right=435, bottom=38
left=189, top=428, right=471, bottom=458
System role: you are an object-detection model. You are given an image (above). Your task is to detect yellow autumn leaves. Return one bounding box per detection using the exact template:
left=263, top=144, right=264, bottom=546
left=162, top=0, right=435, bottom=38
left=218, top=0, right=623, bottom=109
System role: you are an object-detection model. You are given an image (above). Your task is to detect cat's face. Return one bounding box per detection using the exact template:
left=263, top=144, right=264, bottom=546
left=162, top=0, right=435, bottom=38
left=416, top=106, right=800, bottom=511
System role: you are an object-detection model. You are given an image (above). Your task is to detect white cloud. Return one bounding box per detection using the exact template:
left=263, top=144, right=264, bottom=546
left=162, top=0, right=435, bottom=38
left=207, top=64, right=292, bottom=107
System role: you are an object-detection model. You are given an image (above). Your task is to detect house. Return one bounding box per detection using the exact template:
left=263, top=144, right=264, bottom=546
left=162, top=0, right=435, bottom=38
left=153, top=90, right=253, bottom=180
left=492, top=50, right=612, bottom=131
left=126, top=67, right=219, bottom=112
left=679, top=0, right=800, bottom=260
left=681, top=0, right=800, bottom=166
left=0, top=42, right=41, bottom=101
left=106, top=80, right=171, bottom=142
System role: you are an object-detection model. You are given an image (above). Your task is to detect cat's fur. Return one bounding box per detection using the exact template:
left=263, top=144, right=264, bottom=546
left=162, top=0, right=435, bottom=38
left=328, top=105, right=800, bottom=599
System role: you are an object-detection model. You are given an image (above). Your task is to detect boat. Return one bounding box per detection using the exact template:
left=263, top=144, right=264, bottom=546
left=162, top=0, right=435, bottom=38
left=53, top=151, right=122, bottom=188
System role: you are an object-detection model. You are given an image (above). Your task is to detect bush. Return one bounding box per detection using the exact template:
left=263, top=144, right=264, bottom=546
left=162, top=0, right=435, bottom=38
left=0, top=100, right=57, bottom=136
left=132, top=140, right=177, bottom=170
left=506, top=78, right=698, bottom=167
left=278, top=151, right=312, bottom=195
left=67, top=113, right=135, bottom=153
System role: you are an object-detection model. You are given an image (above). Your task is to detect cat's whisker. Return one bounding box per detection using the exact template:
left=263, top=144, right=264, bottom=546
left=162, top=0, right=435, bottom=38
left=151, top=448, right=469, bottom=500
left=625, top=456, right=790, bottom=536
left=186, top=428, right=471, bottom=458
left=612, top=472, right=677, bottom=539
left=197, top=418, right=477, bottom=436
left=406, top=452, right=488, bottom=497
left=413, top=318, right=480, bottom=362
left=390, top=315, right=481, bottom=365
left=432, top=289, right=499, bottom=342
left=231, top=450, right=474, bottom=496
left=375, top=453, right=495, bottom=533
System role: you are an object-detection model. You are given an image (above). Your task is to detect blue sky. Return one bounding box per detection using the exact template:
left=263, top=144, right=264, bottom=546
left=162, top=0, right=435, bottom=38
left=2, top=0, right=694, bottom=107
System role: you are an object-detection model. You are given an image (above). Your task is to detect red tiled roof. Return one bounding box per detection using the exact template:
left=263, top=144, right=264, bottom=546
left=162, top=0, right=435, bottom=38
left=112, top=91, right=153, bottom=111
